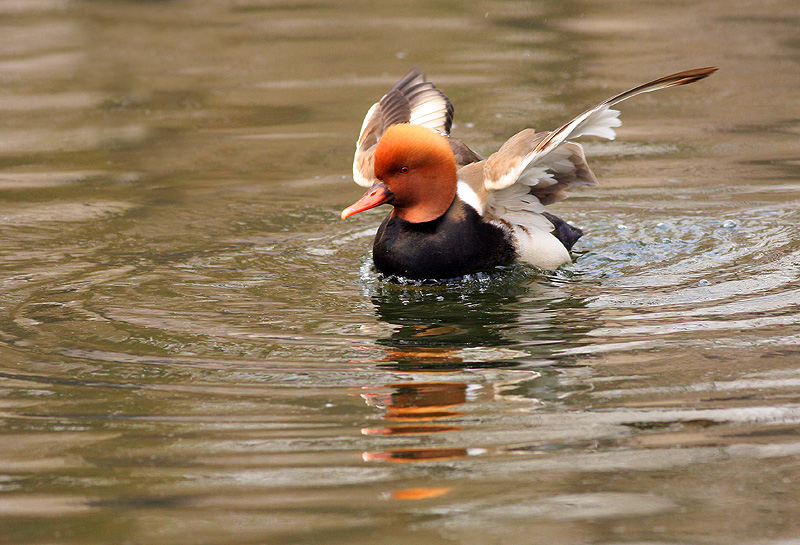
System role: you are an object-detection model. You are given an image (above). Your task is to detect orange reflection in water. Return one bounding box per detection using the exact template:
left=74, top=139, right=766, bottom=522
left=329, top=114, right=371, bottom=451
left=390, top=487, right=452, bottom=500
left=355, top=337, right=516, bottom=466
left=360, top=379, right=474, bottom=463
left=360, top=381, right=468, bottom=421
left=350, top=343, right=470, bottom=369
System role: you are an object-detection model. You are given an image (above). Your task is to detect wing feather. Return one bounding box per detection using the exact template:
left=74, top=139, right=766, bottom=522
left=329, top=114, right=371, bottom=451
left=483, top=67, right=718, bottom=191
left=478, top=67, right=716, bottom=266
left=352, top=68, right=457, bottom=187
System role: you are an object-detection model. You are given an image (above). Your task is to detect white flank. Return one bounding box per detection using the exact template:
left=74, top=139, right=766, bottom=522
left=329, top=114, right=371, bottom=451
left=492, top=220, right=572, bottom=270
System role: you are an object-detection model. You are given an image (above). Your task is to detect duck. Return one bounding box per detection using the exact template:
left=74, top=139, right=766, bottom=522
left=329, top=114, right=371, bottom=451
left=342, top=67, right=717, bottom=281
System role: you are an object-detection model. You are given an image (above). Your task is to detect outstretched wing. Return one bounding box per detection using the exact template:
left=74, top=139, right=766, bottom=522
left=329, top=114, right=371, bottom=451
left=353, top=68, right=455, bottom=187
left=484, top=129, right=599, bottom=207
left=466, top=67, right=716, bottom=269
left=482, top=67, right=718, bottom=192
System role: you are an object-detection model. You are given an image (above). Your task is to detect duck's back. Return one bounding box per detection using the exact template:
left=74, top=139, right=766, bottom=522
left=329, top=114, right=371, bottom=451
left=372, top=197, right=516, bottom=280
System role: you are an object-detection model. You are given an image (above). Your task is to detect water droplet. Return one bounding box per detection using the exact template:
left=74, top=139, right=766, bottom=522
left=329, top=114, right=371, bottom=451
left=616, top=223, right=628, bottom=230
left=722, top=220, right=737, bottom=229
left=698, top=279, right=710, bottom=287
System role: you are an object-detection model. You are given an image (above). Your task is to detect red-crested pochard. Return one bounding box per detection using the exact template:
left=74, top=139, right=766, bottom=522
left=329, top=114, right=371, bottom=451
left=342, top=67, right=717, bottom=281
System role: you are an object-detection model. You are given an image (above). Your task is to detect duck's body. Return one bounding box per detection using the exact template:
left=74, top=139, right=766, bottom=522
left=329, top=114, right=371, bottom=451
left=342, top=67, right=716, bottom=281
left=373, top=195, right=516, bottom=280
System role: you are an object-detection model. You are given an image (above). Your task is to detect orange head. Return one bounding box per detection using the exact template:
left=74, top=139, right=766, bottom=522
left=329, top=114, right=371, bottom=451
left=342, top=124, right=458, bottom=223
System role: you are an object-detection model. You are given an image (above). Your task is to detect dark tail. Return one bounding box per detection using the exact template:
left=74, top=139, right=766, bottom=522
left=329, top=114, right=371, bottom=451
left=542, top=212, right=583, bottom=251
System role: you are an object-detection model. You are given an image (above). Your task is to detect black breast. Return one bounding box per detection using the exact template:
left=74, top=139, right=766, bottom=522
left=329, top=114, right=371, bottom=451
left=372, top=197, right=516, bottom=281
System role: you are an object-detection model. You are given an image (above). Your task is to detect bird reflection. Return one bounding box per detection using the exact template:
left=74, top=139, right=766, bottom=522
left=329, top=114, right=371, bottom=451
left=357, top=270, right=598, bottom=469
left=363, top=381, right=467, bottom=420
left=358, top=270, right=528, bottom=464
left=368, top=269, right=533, bottom=368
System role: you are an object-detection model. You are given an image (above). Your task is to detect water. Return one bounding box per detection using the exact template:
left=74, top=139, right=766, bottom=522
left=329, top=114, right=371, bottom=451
left=1, top=1, right=799, bottom=543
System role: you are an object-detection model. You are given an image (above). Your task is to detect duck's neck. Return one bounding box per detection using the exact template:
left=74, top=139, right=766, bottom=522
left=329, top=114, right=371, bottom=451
left=391, top=169, right=457, bottom=224
left=391, top=195, right=455, bottom=223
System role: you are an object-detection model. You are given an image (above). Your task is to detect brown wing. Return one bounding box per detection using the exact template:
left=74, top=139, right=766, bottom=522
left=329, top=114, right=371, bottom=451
left=352, top=68, right=482, bottom=186
left=527, top=67, right=719, bottom=173
left=483, top=67, right=717, bottom=192
left=482, top=128, right=597, bottom=207
left=448, top=136, right=483, bottom=166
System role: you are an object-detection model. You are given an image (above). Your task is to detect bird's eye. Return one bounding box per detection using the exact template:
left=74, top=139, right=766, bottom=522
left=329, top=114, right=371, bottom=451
left=399, top=166, right=409, bottom=174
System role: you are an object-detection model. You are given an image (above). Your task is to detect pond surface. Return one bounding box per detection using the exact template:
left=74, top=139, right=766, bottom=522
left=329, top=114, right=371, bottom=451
left=1, top=1, right=799, bottom=544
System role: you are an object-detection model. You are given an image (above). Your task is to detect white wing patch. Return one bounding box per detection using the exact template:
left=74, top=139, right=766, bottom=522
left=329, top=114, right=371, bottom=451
left=563, top=105, right=622, bottom=141
left=408, top=96, right=450, bottom=131
left=487, top=184, right=551, bottom=232
left=357, top=103, right=379, bottom=145
left=456, top=181, right=484, bottom=216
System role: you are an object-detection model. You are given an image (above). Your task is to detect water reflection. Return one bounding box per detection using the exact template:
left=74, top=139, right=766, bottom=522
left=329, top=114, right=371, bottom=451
left=356, top=271, right=598, bottom=464
left=359, top=380, right=474, bottom=463
left=369, top=270, right=527, bottom=348
left=362, top=265, right=599, bottom=367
